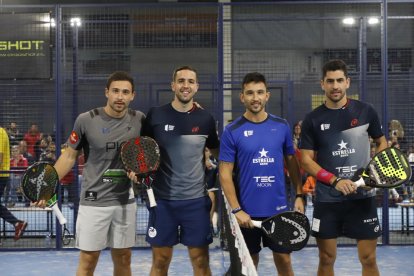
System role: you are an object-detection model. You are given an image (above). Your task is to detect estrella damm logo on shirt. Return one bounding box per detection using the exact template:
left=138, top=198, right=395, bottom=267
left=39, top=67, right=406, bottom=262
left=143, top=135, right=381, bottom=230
left=252, top=148, right=274, bottom=166
left=332, top=140, right=355, bottom=158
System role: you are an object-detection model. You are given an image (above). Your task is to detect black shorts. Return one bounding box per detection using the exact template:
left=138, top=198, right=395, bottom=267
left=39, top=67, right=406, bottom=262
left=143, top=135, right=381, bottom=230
left=241, top=217, right=292, bottom=255
left=311, top=197, right=381, bottom=239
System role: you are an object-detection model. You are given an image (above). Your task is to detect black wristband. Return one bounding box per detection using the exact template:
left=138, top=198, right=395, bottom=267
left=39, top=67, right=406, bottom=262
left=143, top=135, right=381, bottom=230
left=231, top=207, right=242, bottom=214
left=332, top=177, right=342, bottom=188
left=295, top=194, right=305, bottom=200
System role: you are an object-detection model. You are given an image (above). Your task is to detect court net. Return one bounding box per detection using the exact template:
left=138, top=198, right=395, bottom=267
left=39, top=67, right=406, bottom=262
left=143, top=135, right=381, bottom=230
left=219, top=190, right=258, bottom=276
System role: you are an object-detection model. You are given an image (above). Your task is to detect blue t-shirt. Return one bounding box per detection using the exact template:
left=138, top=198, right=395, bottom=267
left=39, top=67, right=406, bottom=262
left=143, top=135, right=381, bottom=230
left=219, top=114, right=295, bottom=217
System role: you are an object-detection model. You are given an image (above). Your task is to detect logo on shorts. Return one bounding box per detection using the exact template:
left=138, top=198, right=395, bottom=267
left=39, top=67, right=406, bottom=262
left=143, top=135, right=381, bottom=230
left=374, top=225, right=380, bottom=232
left=148, top=227, right=157, bottom=238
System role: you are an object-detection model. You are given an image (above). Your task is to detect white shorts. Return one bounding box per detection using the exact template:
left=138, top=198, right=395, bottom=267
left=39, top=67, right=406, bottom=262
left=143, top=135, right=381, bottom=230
left=75, top=203, right=137, bottom=251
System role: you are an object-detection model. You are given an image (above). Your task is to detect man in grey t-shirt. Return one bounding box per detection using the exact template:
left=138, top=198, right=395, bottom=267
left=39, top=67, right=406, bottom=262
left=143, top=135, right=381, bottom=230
left=36, top=71, right=145, bottom=276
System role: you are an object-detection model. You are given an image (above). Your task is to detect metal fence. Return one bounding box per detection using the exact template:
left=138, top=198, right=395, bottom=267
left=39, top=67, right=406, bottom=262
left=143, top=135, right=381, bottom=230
left=0, top=1, right=413, bottom=250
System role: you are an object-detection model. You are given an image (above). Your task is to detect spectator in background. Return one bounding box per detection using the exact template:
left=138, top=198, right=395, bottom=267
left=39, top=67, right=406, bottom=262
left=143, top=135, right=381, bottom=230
left=292, top=121, right=307, bottom=188
left=35, top=134, right=53, bottom=161
left=292, top=120, right=302, bottom=148
left=407, top=145, right=414, bottom=163
left=6, top=122, right=22, bottom=146
left=18, top=140, right=35, bottom=165
left=387, top=135, right=400, bottom=149
left=302, top=175, right=316, bottom=206
left=5, top=145, right=28, bottom=207
left=0, top=126, right=27, bottom=241
left=23, top=123, right=41, bottom=157
left=40, top=141, right=56, bottom=163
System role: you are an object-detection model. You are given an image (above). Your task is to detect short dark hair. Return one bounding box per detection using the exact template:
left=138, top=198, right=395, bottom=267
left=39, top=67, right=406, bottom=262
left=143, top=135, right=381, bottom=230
left=242, top=72, right=267, bottom=91
left=172, top=65, right=198, bottom=82
left=106, top=71, right=134, bottom=92
left=322, top=59, right=348, bottom=79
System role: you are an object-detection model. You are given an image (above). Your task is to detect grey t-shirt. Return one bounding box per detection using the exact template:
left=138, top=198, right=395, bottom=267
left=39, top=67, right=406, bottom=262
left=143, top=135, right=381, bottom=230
left=68, top=107, right=145, bottom=206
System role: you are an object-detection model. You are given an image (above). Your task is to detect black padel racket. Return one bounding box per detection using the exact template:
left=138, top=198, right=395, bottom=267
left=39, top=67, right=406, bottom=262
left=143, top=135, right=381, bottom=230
left=22, top=162, right=69, bottom=236
left=251, top=211, right=310, bottom=251
left=354, top=147, right=412, bottom=189
left=121, top=136, right=160, bottom=207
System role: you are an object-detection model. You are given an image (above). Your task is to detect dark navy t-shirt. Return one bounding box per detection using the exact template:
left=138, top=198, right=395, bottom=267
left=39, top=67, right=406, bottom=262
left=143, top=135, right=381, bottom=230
left=142, top=103, right=219, bottom=200
left=300, top=99, right=383, bottom=202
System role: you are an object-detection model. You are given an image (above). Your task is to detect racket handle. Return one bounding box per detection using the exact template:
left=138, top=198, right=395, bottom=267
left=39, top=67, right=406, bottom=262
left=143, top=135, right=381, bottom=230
left=354, top=177, right=365, bottom=187
left=251, top=220, right=262, bottom=228
left=147, top=188, right=157, bottom=207
left=51, top=204, right=68, bottom=225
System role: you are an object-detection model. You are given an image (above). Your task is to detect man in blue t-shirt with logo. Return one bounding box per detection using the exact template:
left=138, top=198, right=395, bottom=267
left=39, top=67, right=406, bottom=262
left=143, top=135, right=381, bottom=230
left=219, top=72, right=304, bottom=275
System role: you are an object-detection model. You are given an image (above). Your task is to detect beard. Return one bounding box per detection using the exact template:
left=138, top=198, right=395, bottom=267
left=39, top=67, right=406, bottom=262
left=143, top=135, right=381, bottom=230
left=175, top=91, right=194, bottom=104
left=327, top=91, right=345, bottom=103
left=246, top=102, right=265, bottom=114
left=109, top=101, right=127, bottom=113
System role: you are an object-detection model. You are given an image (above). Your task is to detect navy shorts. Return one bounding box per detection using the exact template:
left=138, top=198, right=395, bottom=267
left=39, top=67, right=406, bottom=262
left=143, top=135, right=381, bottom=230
left=146, top=196, right=213, bottom=247
left=311, top=197, right=381, bottom=239
left=241, top=217, right=292, bottom=255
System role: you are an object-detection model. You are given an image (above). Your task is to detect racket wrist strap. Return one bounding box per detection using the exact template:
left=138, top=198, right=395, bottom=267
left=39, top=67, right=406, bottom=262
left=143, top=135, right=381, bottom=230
left=316, top=168, right=335, bottom=184
left=231, top=207, right=242, bottom=214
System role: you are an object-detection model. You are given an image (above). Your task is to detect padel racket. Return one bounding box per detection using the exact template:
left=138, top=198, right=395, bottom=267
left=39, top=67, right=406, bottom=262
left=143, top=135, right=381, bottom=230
left=22, top=162, right=70, bottom=243
left=353, top=147, right=411, bottom=189
left=121, top=136, right=160, bottom=207
left=251, top=211, right=310, bottom=251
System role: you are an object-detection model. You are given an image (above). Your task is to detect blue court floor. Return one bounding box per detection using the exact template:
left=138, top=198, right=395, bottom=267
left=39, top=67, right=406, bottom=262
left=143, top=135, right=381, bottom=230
left=0, top=245, right=413, bottom=275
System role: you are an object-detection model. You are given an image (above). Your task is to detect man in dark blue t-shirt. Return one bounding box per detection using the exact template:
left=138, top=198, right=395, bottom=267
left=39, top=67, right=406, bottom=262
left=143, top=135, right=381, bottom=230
left=300, top=59, right=387, bottom=276
left=141, top=65, right=219, bottom=275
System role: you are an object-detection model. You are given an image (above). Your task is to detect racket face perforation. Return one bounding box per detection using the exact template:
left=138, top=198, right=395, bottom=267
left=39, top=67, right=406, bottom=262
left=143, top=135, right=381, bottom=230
left=369, top=148, right=411, bottom=188
left=121, top=136, right=160, bottom=177
left=261, top=211, right=310, bottom=251
left=21, top=162, right=58, bottom=202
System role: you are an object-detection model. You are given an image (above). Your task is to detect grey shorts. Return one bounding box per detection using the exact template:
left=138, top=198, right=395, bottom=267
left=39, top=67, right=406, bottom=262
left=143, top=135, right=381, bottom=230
left=76, top=203, right=137, bottom=251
